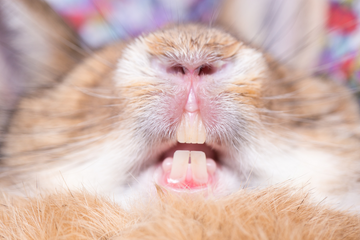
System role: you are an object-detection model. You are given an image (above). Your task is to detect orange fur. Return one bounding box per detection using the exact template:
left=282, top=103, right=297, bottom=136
left=0, top=186, right=359, bottom=239
left=145, top=24, right=242, bottom=61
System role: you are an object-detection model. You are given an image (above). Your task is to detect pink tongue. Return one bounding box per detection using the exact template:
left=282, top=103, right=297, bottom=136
left=157, top=157, right=216, bottom=190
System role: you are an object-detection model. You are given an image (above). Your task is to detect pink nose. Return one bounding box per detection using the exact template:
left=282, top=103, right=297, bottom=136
left=183, top=67, right=202, bottom=113
left=167, top=64, right=216, bottom=113
left=185, top=88, right=198, bottom=112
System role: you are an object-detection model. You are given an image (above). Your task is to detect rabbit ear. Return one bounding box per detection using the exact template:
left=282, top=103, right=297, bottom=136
left=0, top=0, right=83, bottom=131
left=0, top=0, right=83, bottom=93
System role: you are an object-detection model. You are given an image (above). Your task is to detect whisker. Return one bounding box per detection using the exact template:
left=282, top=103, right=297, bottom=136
left=279, top=15, right=360, bottom=72
left=262, top=0, right=307, bottom=54
left=262, top=86, right=360, bottom=102
left=89, top=0, right=121, bottom=44
left=71, top=86, right=123, bottom=100
left=248, top=0, right=285, bottom=46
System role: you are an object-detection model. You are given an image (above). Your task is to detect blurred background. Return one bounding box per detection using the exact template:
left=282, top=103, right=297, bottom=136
left=44, top=0, right=360, bottom=92
left=45, top=0, right=220, bottom=48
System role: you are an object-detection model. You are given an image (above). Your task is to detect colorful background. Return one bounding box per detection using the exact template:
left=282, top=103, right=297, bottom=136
left=45, top=0, right=218, bottom=47
left=45, top=0, right=360, bottom=98
left=319, top=0, right=360, bottom=96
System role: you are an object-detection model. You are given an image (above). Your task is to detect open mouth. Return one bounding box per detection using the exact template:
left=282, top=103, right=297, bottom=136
left=154, top=111, right=219, bottom=193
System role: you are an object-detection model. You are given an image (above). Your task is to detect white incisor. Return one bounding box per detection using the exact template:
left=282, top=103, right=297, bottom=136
left=176, top=112, right=206, bottom=144
left=169, top=150, right=208, bottom=184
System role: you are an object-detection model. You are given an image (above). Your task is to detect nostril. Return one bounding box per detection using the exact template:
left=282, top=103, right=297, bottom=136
left=167, top=65, right=186, bottom=75
left=198, top=65, right=215, bottom=75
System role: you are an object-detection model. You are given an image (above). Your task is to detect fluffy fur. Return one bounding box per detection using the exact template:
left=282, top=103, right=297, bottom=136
left=0, top=186, right=359, bottom=239
left=0, top=3, right=360, bottom=238
left=1, top=0, right=360, bottom=238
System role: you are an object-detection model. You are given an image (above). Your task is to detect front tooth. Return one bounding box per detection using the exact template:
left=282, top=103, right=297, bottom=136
left=169, top=150, right=190, bottom=183
left=177, top=115, right=186, bottom=143
left=190, top=113, right=198, bottom=144
left=185, top=113, right=193, bottom=143
left=190, top=151, right=208, bottom=184
left=176, top=112, right=206, bottom=144
left=197, top=116, right=206, bottom=144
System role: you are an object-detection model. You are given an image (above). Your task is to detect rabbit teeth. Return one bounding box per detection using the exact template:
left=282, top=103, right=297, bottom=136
left=167, top=150, right=210, bottom=184
left=176, top=112, right=206, bottom=144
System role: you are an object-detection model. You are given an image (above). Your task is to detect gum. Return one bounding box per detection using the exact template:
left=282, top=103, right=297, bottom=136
left=156, top=158, right=217, bottom=191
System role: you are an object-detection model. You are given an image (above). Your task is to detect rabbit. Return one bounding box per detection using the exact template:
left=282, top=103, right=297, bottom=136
left=1, top=0, right=360, bottom=211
